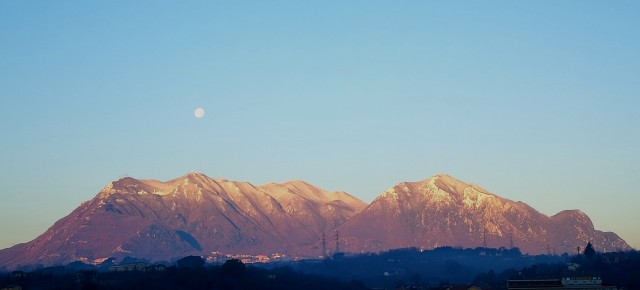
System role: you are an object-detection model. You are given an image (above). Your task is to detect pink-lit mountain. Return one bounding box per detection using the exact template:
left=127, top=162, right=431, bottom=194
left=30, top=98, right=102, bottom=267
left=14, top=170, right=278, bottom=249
left=0, top=173, right=366, bottom=269
left=0, top=173, right=631, bottom=269
left=338, top=174, right=630, bottom=255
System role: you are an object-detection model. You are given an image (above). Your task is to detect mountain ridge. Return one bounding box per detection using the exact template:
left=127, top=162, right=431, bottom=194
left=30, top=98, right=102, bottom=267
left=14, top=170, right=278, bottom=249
left=338, top=174, right=629, bottom=255
left=0, top=173, right=631, bottom=270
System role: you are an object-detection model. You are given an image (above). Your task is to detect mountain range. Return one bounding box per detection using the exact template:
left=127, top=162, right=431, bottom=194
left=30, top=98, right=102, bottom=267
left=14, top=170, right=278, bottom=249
left=339, top=174, right=628, bottom=254
left=0, top=173, right=631, bottom=270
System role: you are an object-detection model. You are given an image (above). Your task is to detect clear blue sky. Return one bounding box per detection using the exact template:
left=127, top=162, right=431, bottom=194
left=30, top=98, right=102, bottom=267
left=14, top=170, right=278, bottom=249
left=1, top=1, right=639, bottom=251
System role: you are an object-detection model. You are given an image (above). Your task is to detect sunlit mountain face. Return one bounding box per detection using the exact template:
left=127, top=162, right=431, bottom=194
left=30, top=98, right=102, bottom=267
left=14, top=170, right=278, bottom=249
left=338, top=174, right=630, bottom=255
left=0, top=173, right=366, bottom=269
left=0, top=173, right=629, bottom=270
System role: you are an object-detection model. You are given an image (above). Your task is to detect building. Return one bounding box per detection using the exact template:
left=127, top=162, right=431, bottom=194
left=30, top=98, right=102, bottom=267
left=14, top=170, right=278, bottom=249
left=143, top=264, right=167, bottom=272
left=508, top=279, right=564, bottom=290
left=109, top=262, right=149, bottom=272
left=561, top=277, right=616, bottom=290
left=508, top=277, right=616, bottom=290
left=9, top=271, right=26, bottom=279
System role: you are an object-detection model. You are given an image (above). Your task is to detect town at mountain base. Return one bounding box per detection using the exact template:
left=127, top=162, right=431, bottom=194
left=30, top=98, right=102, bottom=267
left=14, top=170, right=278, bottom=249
left=0, top=173, right=631, bottom=270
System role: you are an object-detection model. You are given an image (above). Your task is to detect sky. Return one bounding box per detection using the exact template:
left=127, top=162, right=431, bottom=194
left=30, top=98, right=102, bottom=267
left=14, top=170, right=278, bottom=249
left=1, top=1, right=639, bottom=251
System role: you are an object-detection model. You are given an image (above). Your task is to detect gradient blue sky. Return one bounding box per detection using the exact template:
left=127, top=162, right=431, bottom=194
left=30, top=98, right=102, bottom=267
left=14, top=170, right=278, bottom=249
left=1, top=1, right=639, bottom=251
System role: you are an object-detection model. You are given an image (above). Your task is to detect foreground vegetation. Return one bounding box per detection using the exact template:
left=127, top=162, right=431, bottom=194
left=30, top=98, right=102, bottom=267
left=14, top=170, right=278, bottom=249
left=471, top=249, right=640, bottom=290
left=2, top=245, right=639, bottom=290
left=0, top=258, right=365, bottom=290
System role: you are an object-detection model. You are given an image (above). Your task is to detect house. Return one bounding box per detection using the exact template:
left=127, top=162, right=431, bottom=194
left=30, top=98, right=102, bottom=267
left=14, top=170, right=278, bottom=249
left=561, top=277, right=616, bottom=290
left=508, top=279, right=564, bottom=290
left=508, top=277, right=616, bottom=290
left=601, top=252, right=626, bottom=265
left=75, top=271, right=97, bottom=285
left=426, top=285, right=482, bottom=290
left=109, top=262, right=149, bottom=272
left=9, top=271, right=26, bottom=279
left=143, top=264, right=167, bottom=272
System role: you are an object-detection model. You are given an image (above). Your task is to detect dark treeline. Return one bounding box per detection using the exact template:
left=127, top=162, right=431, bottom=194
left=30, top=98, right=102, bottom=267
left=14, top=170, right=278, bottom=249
left=0, top=258, right=366, bottom=290
left=287, top=247, right=563, bottom=288
left=2, top=246, right=640, bottom=290
left=472, top=249, right=640, bottom=290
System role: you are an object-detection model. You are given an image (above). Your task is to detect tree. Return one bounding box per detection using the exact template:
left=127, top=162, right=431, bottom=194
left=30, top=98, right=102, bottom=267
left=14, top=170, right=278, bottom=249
left=584, top=242, right=596, bottom=258
left=222, top=258, right=246, bottom=278
left=176, top=255, right=205, bottom=268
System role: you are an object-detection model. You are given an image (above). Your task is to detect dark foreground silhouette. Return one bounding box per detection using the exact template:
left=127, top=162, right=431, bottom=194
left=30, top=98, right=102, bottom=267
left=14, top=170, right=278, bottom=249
left=0, top=258, right=366, bottom=290
left=2, top=245, right=640, bottom=290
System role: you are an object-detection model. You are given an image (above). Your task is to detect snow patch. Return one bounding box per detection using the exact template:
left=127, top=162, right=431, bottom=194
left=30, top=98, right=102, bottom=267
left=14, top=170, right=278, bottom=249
left=463, top=195, right=474, bottom=208
left=431, top=188, right=452, bottom=203
left=462, top=187, right=495, bottom=208
left=115, top=245, right=131, bottom=253
left=196, top=188, right=203, bottom=202
left=94, top=257, right=110, bottom=264
left=381, top=188, right=399, bottom=200
left=99, top=182, right=117, bottom=198
left=152, top=189, right=168, bottom=196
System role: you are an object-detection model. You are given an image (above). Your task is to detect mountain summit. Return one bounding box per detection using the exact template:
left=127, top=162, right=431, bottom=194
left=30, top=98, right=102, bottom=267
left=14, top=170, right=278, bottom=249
left=338, top=174, right=629, bottom=255
left=0, top=173, right=630, bottom=270
left=0, top=173, right=366, bottom=269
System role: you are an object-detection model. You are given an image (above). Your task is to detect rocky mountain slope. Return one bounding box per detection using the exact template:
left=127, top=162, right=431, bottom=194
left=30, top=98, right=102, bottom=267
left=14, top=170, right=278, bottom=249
left=0, top=173, right=366, bottom=269
left=0, top=173, right=630, bottom=270
left=338, top=174, right=630, bottom=255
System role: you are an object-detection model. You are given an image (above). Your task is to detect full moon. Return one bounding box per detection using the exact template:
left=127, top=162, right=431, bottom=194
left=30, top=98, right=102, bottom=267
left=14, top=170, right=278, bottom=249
left=194, top=107, right=205, bottom=118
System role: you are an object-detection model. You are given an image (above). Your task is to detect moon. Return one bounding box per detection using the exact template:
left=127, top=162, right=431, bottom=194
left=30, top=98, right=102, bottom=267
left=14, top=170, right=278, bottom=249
left=194, top=107, right=205, bottom=119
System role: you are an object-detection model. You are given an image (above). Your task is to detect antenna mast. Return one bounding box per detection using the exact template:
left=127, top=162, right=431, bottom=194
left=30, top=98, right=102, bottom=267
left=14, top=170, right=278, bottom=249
left=482, top=229, right=487, bottom=248
left=510, top=230, right=514, bottom=249
left=322, top=232, right=327, bottom=258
